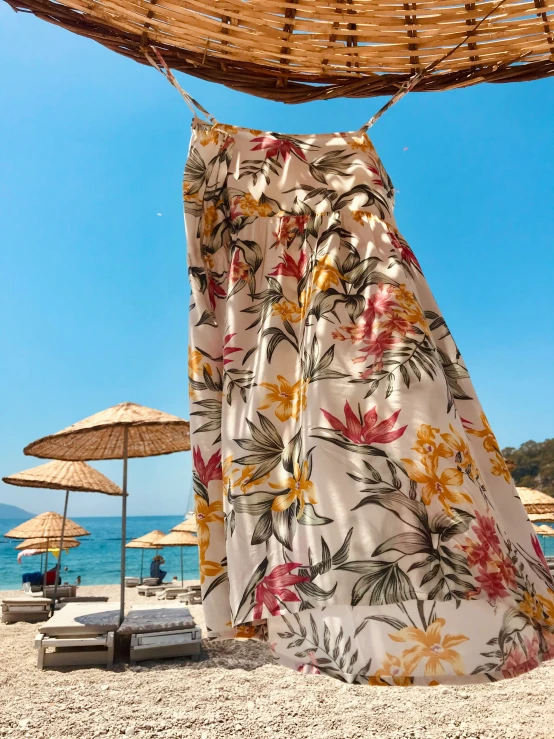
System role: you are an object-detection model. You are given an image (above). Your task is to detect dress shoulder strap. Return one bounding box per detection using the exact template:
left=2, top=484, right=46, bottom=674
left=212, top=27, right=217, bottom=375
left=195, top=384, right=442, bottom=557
left=144, top=47, right=218, bottom=125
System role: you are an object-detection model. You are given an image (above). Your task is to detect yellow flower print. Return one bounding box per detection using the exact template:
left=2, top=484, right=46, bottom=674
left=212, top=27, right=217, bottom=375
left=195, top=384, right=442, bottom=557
left=351, top=210, right=377, bottom=226
left=272, top=300, right=302, bottom=323
left=203, top=205, right=218, bottom=237
left=350, top=133, right=377, bottom=156
left=271, top=461, right=316, bottom=519
left=491, top=451, right=511, bottom=482
left=520, top=591, right=544, bottom=622
left=537, top=593, right=554, bottom=627
left=393, top=284, right=416, bottom=306
left=389, top=618, right=469, bottom=677
left=200, top=559, right=224, bottom=585
left=199, top=128, right=220, bottom=146
left=312, top=255, right=341, bottom=291
left=258, top=375, right=307, bottom=422
left=369, top=653, right=412, bottom=687
left=234, top=465, right=270, bottom=493
left=182, top=181, right=200, bottom=203
left=239, top=193, right=274, bottom=217
left=441, top=425, right=477, bottom=473
left=467, top=411, right=500, bottom=454
left=222, top=455, right=235, bottom=496
left=195, top=494, right=224, bottom=559
left=401, top=454, right=472, bottom=516
left=412, top=424, right=452, bottom=461
left=188, top=348, right=212, bottom=378
left=219, top=124, right=238, bottom=135
left=298, top=287, right=314, bottom=320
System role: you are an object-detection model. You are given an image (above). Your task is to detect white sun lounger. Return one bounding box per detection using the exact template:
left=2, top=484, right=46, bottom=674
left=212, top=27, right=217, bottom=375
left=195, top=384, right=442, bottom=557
left=125, top=577, right=140, bottom=588
left=31, top=585, right=77, bottom=600
left=35, top=602, right=120, bottom=669
left=1, top=596, right=51, bottom=624
left=137, top=585, right=166, bottom=597
left=118, top=604, right=202, bottom=662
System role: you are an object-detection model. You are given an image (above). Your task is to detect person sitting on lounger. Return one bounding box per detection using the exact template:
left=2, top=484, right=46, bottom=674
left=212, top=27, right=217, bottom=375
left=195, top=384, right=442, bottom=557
left=150, top=555, right=166, bottom=584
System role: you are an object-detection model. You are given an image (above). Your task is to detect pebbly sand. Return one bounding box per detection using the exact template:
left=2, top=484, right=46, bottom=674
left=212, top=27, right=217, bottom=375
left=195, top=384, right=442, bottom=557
left=1, top=584, right=554, bottom=739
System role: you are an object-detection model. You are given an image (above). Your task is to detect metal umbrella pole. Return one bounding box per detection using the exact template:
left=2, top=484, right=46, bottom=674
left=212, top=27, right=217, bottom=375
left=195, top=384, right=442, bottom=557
left=140, top=548, right=144, bottom=583
left=119, top=426, right=129, bottom=625
left=50, top=489, right=69, bottom=614
left=43, top=538, right=49, bottom=593
left=180, top=546, right=184, bottom=586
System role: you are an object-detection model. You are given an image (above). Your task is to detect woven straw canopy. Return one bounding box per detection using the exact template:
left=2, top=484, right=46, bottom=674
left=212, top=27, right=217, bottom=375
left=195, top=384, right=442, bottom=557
left=529, top=512, right=554, bottom=523
left=2, top=460, right=121, bottom=495
left=517, top=487, right=554, bottom=515
left=131, top=529, right=167, bottom=546
left=172, top=514, right=197, bottom=534
left=157, top=530, right=198, bottom=547
left=3, top=0, right=554, bottom=101
left=4, top=511, right=90, bottom=539
left=15, top=536, right=81, bottom=550
left=126, top=540, right=161, bottom=549
left=24, top=402, right=191, bottom=461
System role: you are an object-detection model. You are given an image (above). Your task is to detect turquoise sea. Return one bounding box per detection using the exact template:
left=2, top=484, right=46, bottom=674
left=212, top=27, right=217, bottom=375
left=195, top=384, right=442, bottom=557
left=0, top=516, right=199, bottom=590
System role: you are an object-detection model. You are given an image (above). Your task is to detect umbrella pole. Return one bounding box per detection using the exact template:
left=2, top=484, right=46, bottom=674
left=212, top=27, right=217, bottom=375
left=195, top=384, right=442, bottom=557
left=140, top=548, right=144, bottom=584
left=43, top=539, right=49, bottom=594
left=119, top=426, right=129, bottom=625
left=180, top=546, right=184, bottom=587
left=50, top=489, right=69, bottom=615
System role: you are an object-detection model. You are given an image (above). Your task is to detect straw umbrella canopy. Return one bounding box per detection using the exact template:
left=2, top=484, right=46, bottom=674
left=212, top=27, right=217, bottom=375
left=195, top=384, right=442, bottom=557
left=24, top=402, right=191, bottom=623
left=3, top=460, right=121, bottom=608
left=4, top=0, right=554, bottom=101
left=517, top=487, right=554, bottom=515
left=172, top=514, right=197, bottom=534
left=529, top=512, right=554, bottom=524
left=157, top=530, right=198, bottom=586
left=126, top=530, right=166, bottom=582
left=5, top=511, right=89, bottom=593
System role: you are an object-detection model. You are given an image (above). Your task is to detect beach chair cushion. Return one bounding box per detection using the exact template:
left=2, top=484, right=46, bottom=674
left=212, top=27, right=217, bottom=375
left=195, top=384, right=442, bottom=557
left=2, top=597, right=51, bottom=606
left=39, top=602, right=120, bottom=636
left=118, top=604, right=196, bottom=635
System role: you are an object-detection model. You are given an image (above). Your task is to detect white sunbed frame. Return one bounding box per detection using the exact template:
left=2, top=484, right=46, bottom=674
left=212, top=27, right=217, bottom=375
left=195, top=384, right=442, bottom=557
left=35, top=631, right=115, bottom=669
left=1, top=597, right=51, bottom=624
left=130, top=627, right=202, bottom=662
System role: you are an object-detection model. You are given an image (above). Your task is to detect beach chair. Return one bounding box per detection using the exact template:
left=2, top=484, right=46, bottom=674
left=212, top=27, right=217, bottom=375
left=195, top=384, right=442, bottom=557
left=35, top=602, right=119, bottom=669
left=178, top=586, right=203, bottom=606
left=31, top=585, right=78, bottom=600
left=59, top=596, right=109, bottom=603
left=141, top=578, right=160, bottom=586
left=118, top=604, right=202, bottom=662
left=1, top=596, right=51, bottom=624
left=125, top=577, right=140, bottom=587
left=137, top=584, right=166, bottom=597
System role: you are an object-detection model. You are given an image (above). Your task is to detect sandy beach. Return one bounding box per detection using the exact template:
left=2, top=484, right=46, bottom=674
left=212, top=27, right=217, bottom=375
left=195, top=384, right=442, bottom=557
left=0, top=584, right=553, bottom=739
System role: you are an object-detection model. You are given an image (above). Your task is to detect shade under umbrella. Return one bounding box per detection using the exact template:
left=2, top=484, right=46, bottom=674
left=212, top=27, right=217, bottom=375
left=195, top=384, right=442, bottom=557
left=5, top=511, right=90, bottom=540
left=24, top=402, right=191, bottom=624
left=2, top=459, right=121, bottom=494
left=517, top=487, right=554, bottom=515
left=126, top=531, right=166, bottom=582
left=157, top=530, right=198, bottom=586
left=172, top=514, right=197, bottom=534
left=15, top=536, right=80, bottom=550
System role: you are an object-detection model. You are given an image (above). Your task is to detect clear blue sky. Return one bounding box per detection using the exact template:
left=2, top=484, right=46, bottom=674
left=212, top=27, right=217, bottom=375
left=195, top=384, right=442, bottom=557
left=1, top=5, right=553, bottom=517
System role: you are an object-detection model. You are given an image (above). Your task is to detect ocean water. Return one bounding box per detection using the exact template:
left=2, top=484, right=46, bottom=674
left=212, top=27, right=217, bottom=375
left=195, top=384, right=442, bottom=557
left=0, top=516, right=199, bottom=590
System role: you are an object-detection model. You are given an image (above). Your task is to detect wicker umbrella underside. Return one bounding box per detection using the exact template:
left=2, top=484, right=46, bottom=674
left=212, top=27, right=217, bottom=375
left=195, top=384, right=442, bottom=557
left=517, top=487, right=554, bottom=515
left=533, top=524, right=554, bottom=536
left=4, top=511, right=90, bottom=539
left=15, top=537, right=80, bottom=550
left=2, top=459, right=121, bottom=495
left=4, top=0, right=554, bottom=102
left=171, top=515, right=197, bottom=534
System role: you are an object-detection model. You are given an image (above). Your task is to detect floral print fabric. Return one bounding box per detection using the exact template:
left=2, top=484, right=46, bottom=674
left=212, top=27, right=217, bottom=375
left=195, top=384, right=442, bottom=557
left=184, top=117, right=554, bottom=685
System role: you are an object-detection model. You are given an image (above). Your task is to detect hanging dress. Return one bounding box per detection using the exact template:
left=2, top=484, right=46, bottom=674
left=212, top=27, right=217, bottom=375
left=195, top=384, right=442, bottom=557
left=184, top=115, right=554, bottom=686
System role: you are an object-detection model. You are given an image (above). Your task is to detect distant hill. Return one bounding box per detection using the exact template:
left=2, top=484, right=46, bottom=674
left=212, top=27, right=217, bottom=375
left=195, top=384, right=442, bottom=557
left=502, top=438, right=554, bottom=497
left=0, top=503, right=34, bottom=520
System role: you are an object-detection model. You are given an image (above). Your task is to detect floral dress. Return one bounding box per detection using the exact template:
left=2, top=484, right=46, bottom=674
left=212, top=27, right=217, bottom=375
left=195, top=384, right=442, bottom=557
left=184, top=116, right=554, bottom=685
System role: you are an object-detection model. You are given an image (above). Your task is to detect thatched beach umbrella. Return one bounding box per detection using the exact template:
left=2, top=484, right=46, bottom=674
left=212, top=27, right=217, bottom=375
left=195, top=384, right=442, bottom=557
left=15, top=536, right=80, bottom=550
left=126, top=530, right=166, bottom=582
left=172, top=514, right=197, bottom=534
left=5, top=0, right=554, bottom=102
left=5, top=512, right=89, bottom=595
left=157, top=529, right=198, bottom=586
left=3, top=460, right=121, bottom=607
left=24, top=402, right=191, bottom=623
left=529, top=513, right=554, bottom=524
left=517, top=487, right=554, bottom=516
left=533, top=524, right=554, bottom=537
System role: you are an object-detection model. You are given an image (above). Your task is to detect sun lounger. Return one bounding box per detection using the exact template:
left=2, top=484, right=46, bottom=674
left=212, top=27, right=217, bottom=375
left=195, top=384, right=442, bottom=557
left=137, top=585, right=166, bottom=597
left=1, top=596, right=51, bottom=624
left=59, top=596, right=109, bottom=603
left=118, top=604, right=202, bottom=662
left=125, top=577, right=141, bottom=588
left=31, top=585, right=77, bottom=600
left=141, top=578, right=160, bottom=586
left=35, top=602, right=119, bottom=669
left=177, top=586, right=202, bottom=606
